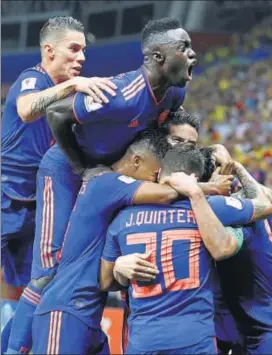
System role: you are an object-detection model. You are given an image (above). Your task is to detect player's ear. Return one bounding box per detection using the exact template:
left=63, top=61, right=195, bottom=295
left=44, top=43, right=55, bottom=59
left=152, top=50, right=165, bottom=64
left=133, top=155, right=142, bottom=170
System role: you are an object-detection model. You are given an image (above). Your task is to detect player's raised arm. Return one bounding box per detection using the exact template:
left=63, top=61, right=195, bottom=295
left=18, top=76, right=117, bottom=123
left=167, top=172, right=242, bottom=261
left=234, top=161, right=272, bottom=219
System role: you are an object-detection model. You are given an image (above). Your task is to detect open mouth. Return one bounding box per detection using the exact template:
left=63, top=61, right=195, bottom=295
left=187, top=65, right=193, bottom=80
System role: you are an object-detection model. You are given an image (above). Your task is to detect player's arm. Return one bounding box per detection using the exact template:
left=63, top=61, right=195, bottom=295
left=100, top=252, right=158, bottom=291
left=132, top=182, right=179, bottom=204
left=46, top=96, right=87, bottom=175
left=17, top=76, right=116, bottom=123
left=234, top=161, right=272, bottom=219
left=132, top=174, right=235, bottom=205
left=170, top=172, right=242, bottom=260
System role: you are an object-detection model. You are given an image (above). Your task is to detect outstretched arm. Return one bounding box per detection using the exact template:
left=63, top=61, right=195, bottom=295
left=46, top=96, right=86, bottom=175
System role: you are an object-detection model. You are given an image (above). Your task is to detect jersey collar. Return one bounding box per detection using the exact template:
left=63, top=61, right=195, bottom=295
left=141, top=66, right=170, bottom=106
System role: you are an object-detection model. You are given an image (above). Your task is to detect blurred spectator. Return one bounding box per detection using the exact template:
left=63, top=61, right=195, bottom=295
left=186, top=22, right=272, bottom=185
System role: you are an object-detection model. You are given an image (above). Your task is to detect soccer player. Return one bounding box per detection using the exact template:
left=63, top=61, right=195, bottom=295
left=26, top=17, right=196, bottom=346
left=31, top=129, right=179, bottom=354
left=215, top=163, right=272, bottom=354
left=2, top=16, right=116, bottom=354
left=100, top=146, right=271, bottom=355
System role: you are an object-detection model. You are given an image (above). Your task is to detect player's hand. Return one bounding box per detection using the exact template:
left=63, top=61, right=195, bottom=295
left=211, top=144, right=234, bottom=175
left=210, top=167, right=234, bottom=196
left=73, top=76, right=117, bottom=104
left=114, top=251, right=159, bottom=282
left=163, top=172, right=201, bottom=197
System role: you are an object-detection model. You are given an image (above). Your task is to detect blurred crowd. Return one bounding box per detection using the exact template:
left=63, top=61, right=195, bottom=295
left=186, top=21, right=272, bottom=188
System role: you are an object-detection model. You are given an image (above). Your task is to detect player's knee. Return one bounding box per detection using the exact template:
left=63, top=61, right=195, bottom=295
left=30, top=275, right=54, bottom=291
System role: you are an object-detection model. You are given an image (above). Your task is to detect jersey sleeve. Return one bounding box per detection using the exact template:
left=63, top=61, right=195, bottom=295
left=93, top=172, right=143, bottom=212
left=72, top=77, right=128, bottom=124
left=171, top=87, right=186, bottom=111
left=102, top=225, right=122, bottom=262
left=16, top=70, right=50, bottom=100
left=207, top=195, right=254, bottom=226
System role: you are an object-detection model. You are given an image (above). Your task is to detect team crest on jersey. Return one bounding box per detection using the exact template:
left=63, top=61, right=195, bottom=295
left=224, top=197, right=243, bottom=210
left=84, top=96, right=103, bottom=112
left=21, top=78, right=37, bottom=91
left=118, top=175, right=136, bottom=184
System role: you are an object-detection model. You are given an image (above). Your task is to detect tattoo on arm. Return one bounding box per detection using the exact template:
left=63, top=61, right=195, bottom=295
left=235, top=166, right=258, bottom=199
left=30, top=93, right=59, bottom=117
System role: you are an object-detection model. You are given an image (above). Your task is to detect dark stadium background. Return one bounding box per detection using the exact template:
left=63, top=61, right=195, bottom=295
left=1, top=1, right=272, bottom=353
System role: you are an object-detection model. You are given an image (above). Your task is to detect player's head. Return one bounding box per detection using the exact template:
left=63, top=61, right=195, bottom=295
left=40, top=16, right=86, bottom=82
left=160, top=109, right=200, bottom=147
left=158, top=143, right=205, bottom=183
left=141, top=18, right=197, bottom=88
left=115, top=129, right=170, bottom=182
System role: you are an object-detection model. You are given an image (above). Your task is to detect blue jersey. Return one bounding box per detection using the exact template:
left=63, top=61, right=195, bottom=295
left=44, top=66, right=185, bottom=168
left=35, top=172, right=142, bottom=329
left=1, top=64, right=54, bottom=200
left=102, top=196, right=254, bottom=351
left=217, top=216, right=272, bottom=336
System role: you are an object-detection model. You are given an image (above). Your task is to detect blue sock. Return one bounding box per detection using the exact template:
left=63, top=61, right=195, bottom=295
left=1, top=317, right=13, bottom=354
left=7, top=283, right=42, bottom=354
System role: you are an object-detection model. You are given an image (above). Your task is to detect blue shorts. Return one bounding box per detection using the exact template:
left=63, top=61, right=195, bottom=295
left=1, top=191, right=36, bottom=286
left=245, top=333, right=272, bottom=354
left=31, top=160, right=81, bottom=279
left=126, top=337, right=217, bottom=355
left=32, top=311, right=109, bottom=354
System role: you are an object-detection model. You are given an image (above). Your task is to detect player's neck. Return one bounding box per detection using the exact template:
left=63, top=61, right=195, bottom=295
left=143, top=64, right=170, bottom=102
left=111, top=158, right=130, bottom=176
left=41, top=60, right=67, bottom=85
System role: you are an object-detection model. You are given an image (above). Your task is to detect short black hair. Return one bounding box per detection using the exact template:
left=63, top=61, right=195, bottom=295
left=40, top=16, right=84, bottom=46
left=141, top=17, right=182, bottom=51
left=161, top=109, right=200, bottom=133
left=199, top=147, right=216, bottom=182
left=127, top=128, right=170, bottom=162
left=160, top=143, right=205, bottom=180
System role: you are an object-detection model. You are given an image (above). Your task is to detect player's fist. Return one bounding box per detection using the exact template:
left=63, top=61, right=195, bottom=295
left=210, top=167, right=234, bottom=196
left=211, top=144, right=234, bottom=175
left=163, top=172, right=201, bottom=197
left=114, top=251, right=159, bottom=283
left=72, top=76, right=117, bottom=104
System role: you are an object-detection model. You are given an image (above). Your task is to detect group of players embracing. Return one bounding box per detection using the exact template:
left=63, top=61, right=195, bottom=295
left=2, top=15, right=271, bottom=355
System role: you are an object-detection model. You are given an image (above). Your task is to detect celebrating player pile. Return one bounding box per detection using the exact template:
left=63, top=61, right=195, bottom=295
left=2, top=15, right=272, bottom=355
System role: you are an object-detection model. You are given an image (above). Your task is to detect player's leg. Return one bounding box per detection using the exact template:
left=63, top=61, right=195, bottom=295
left=1, top=193, right=36, bottom=354
left=32, top=311, right=105, bottom=355
left=7, top=166, right=81, bottom=354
